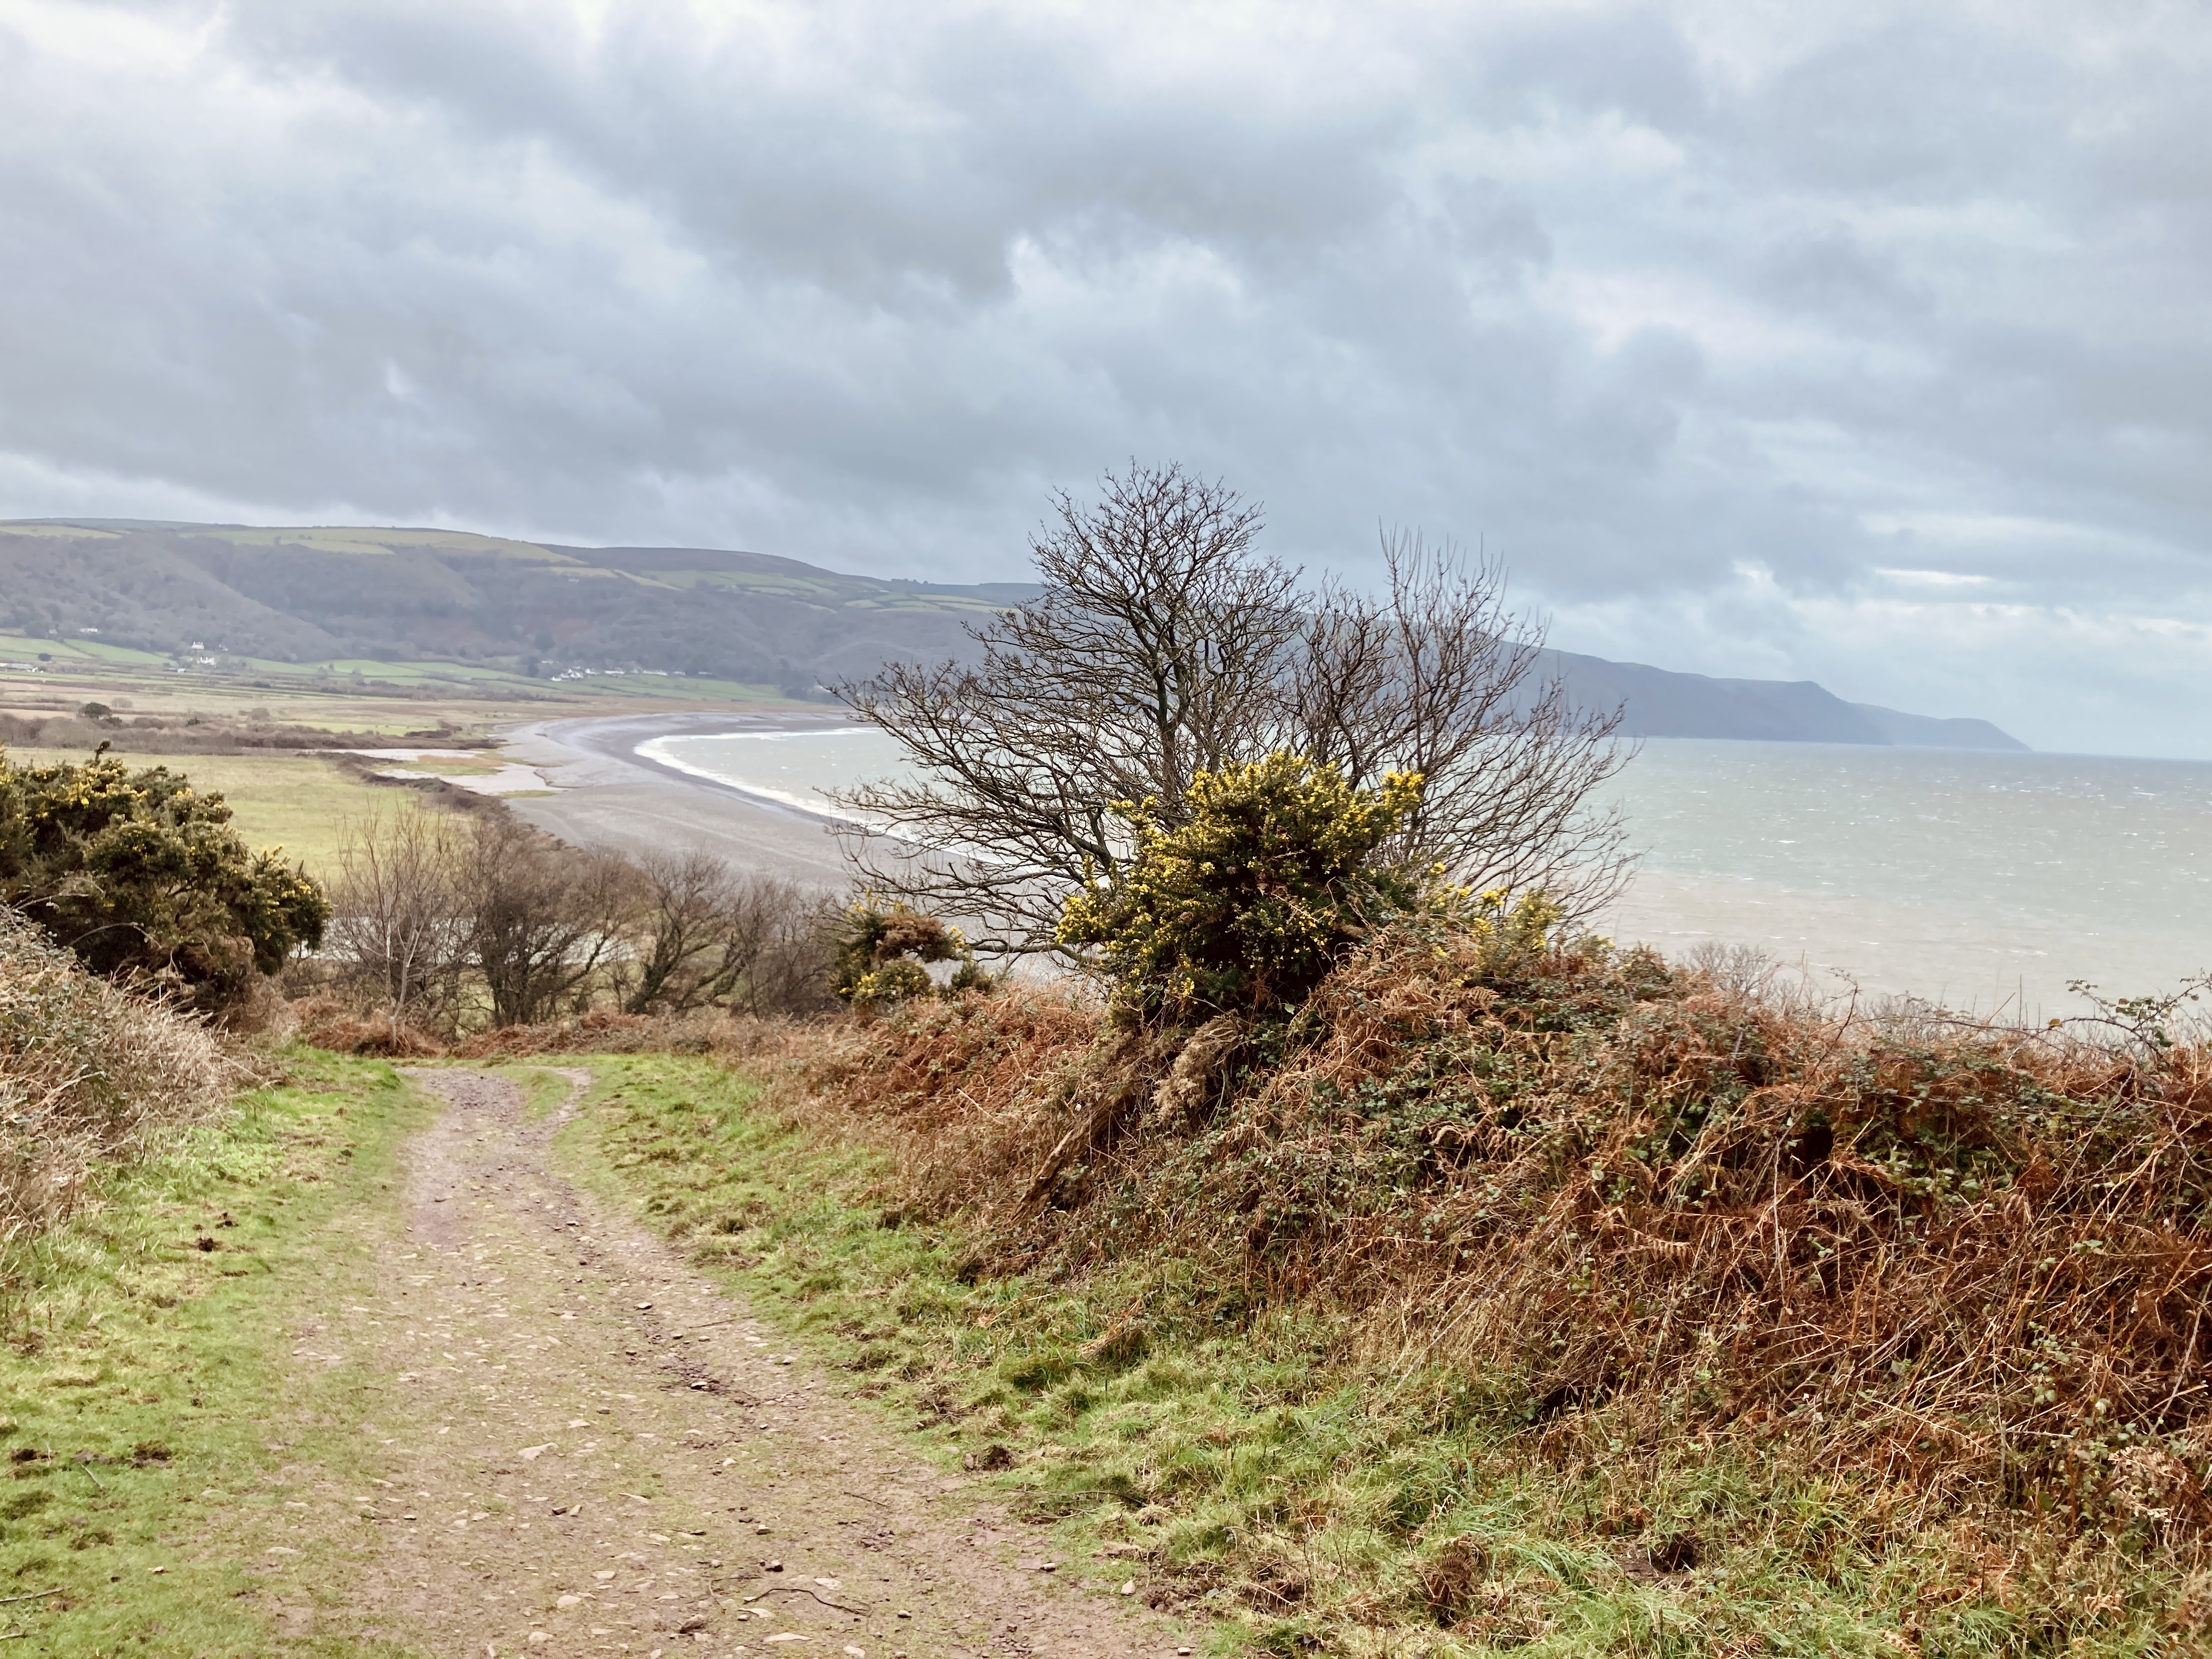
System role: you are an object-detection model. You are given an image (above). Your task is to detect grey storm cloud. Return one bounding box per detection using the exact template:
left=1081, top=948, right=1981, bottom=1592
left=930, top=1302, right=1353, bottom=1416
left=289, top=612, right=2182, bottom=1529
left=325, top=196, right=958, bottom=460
left=1, top=0, right=2209, bottom=753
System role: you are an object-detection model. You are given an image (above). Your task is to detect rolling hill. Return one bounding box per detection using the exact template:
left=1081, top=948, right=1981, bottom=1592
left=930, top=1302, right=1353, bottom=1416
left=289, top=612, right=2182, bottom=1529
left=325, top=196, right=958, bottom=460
left=0, top=518, right=2024, bottom=748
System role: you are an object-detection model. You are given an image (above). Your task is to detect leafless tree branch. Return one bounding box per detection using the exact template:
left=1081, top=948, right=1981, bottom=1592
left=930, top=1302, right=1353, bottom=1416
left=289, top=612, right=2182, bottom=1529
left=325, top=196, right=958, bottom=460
left=832, top=465, right=1635, bottom=957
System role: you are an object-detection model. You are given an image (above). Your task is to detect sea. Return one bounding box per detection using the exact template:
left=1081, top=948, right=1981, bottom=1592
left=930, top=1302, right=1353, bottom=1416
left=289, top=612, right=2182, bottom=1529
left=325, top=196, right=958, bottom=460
left=639, top=728, right=2212, bottom=1019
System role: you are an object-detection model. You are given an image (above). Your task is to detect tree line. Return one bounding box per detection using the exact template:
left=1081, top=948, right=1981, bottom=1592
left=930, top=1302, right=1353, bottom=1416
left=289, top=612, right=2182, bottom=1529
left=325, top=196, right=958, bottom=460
left=320, top=806, right=837, bottom=1041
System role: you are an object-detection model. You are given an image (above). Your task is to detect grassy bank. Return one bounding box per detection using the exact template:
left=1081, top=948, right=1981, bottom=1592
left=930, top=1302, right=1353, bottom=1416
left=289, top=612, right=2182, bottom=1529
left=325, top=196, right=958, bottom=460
left=582, top=1051, right=1961, bottom=1656
left=0, top=1049, right=426, bottom=1652
left=563, top=940, right=2212, bottom=1657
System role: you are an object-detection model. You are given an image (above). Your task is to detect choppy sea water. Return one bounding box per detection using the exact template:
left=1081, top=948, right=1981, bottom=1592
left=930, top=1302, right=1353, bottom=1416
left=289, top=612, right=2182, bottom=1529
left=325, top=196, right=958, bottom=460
left=641, top=729, right=2212, bottom=1018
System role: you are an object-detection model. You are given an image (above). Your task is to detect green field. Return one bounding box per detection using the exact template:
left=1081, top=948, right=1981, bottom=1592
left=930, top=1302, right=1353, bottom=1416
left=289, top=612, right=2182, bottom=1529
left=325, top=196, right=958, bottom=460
left=0, top=632, right=791, bottom=708
left=0, top=650, right=805, bottom=742
left=4, top=748, right=420, bottom=879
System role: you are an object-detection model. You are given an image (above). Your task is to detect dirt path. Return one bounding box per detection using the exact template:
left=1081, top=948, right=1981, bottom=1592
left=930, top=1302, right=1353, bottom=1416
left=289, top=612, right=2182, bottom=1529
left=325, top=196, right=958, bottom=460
left=308, top=1068, right=1190, bottom=1658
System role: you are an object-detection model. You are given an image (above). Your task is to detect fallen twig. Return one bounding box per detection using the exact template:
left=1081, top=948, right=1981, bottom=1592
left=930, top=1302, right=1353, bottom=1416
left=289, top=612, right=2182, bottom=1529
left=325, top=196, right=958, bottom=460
left=0, top=1589, right=61, bottom=1607
left=743, top=1584, right=865, bottom=1616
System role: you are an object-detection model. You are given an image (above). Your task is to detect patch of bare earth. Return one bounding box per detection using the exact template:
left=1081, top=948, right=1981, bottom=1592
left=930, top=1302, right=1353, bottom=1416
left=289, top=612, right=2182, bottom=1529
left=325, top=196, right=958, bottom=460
left=283, top=1068, right=1192, bottom=1658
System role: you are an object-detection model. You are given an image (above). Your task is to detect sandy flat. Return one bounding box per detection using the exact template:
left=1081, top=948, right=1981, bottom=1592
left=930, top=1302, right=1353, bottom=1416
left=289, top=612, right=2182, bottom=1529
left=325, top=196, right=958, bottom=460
left=496, top=709, right=864, bottom=889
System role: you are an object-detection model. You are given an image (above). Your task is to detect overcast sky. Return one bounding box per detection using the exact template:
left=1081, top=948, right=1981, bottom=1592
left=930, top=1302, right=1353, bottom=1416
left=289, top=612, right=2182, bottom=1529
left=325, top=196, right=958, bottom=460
left=2, top=1, right=2208, bottom=755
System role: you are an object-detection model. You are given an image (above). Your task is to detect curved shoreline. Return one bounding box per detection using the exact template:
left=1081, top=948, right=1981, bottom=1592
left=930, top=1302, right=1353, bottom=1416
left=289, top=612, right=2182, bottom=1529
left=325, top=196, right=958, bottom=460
left=512, top=707, right=859, bottom=823
left=490, top=706, right=864, bottom=885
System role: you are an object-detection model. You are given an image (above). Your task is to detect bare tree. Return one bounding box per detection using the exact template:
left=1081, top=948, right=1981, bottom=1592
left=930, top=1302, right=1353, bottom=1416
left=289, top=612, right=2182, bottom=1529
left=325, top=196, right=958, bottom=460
left=833, top=463, right=1302, bottom=952
left=329, top=805, right=464, bottom=1043
left=455, top=815, right=636, bottom=1028
left=618, top=854, right=839, bottom=1016
left=1292, top=532, right=1632, bottom=915
left=622, top=848, right=737, bottom=1014
left=719, top=876, right=839, bottom=1017
left=834, top=462, right=1633, bottom=956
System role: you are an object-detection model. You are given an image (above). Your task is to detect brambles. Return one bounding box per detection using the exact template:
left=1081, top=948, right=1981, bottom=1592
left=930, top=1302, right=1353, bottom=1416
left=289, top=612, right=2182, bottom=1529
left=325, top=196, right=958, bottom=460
left=0, top=744, right=329, bottom=1009
left=790, top=936, right=2212, bottom=1568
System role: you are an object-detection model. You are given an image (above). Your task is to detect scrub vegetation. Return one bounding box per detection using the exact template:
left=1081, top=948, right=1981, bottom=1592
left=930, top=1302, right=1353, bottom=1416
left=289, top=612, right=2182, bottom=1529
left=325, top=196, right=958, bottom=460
left=561, top=466, right=2212, bottom=1652
left=0, top=749, right=329, bottom=1012
left=562, top=943, right=2212, bottom=1657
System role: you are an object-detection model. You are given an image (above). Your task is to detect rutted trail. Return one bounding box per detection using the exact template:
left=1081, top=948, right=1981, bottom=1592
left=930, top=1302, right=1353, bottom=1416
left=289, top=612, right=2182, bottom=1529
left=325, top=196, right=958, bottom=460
left=317, top=1068, right=1185, bottom=1658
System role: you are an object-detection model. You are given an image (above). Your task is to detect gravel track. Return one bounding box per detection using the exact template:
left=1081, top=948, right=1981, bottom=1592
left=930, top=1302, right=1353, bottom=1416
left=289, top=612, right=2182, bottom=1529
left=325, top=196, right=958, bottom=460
left=281, top=1068, right=1186, bottom=1658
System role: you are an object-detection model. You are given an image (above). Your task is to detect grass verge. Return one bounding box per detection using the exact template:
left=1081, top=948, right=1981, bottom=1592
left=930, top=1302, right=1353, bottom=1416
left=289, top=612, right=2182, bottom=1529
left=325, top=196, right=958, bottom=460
left=574, top=1048, right=2183, bottom=1659
left=0, top=1048, right=429, bottom=1655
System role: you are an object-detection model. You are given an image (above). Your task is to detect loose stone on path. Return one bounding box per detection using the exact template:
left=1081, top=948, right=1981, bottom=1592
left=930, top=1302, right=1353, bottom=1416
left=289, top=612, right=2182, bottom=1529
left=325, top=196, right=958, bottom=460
left=285, top=1066, right=1194, bottom=1657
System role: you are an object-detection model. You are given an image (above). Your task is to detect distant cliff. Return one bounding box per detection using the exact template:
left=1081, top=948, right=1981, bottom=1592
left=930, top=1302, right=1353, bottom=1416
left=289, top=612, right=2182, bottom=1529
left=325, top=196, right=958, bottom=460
left=0, top=518, right=2024, bottom=748
left=1544, top=650, right=2028, bottom=751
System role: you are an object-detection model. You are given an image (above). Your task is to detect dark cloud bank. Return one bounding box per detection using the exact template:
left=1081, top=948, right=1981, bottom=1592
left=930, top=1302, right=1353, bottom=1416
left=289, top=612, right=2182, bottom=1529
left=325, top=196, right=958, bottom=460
left=1, top=1, right=2207, bottom=753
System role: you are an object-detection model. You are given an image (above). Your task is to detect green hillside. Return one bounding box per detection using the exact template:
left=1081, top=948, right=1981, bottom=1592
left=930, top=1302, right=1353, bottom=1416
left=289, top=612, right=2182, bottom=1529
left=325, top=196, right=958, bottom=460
left=0, top=520, right=1034, bottom=697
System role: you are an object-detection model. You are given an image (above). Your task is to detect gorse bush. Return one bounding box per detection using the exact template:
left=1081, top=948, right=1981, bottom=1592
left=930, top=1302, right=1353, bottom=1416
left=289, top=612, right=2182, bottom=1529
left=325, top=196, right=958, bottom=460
left=830, top=899, right=990, bottom=1009
left=1058, top=752, right=1430, bottom=1019
left=0, top=745, right=328, bottom=1008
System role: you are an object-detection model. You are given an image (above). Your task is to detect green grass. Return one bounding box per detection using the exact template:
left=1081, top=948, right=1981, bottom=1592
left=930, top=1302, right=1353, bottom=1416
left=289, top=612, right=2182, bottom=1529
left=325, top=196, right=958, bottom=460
left=0, top=635, right=170, bottom=667
left=498, top=1064, right=578, bottom=1123
left=0, top=650, right=803, bottom=741
left=0, top=1051, right=428, bottom=1655
left=571, top=1052, right=2176, bottom=1659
